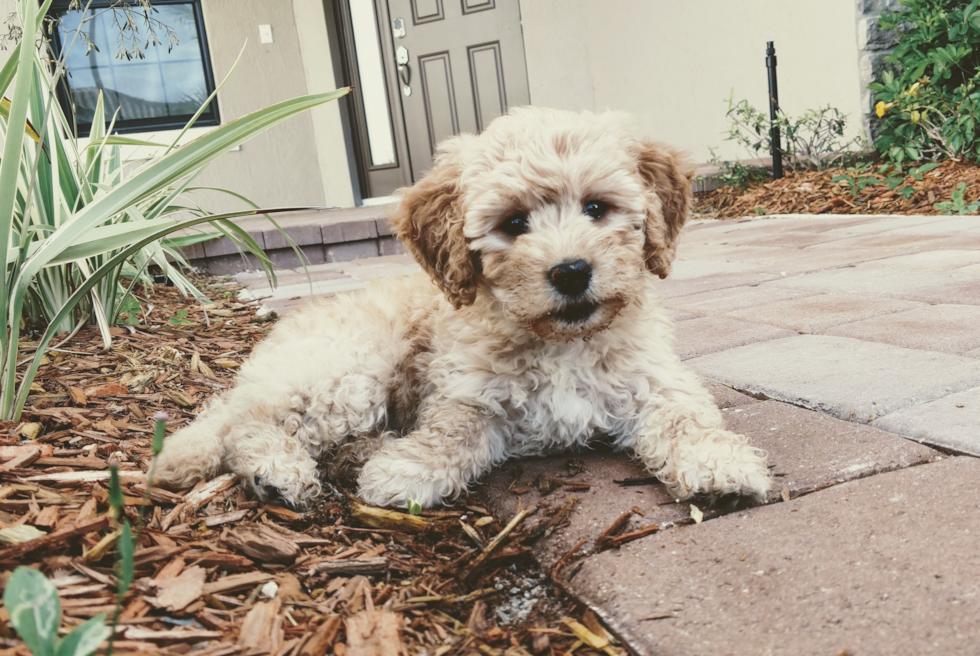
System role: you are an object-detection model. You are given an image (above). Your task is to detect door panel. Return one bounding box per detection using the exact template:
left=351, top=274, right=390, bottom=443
left=387, top=0, right=529, bottom=179
left=462, top=0, right=495, bottom=14
left=418, top=52, right=460, bottom=152
left=468, top=42, right=505, bottom=131
left=412, top=0, right=444, bottom=23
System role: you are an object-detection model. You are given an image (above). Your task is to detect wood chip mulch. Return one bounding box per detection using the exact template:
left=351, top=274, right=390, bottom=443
left=695, top=159, right=980, bottom=219
left=0, top=277, right=626, bottom=656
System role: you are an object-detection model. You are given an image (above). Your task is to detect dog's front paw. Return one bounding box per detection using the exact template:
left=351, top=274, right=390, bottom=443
left=666, top=431, right=771, bottom=503
left=233, top=455, right=322, bottom=510
left=357, top=454, right=460, bottom=508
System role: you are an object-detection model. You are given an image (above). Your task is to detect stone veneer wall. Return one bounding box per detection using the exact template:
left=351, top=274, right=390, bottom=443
left=855, top=0, right=902, bottom=142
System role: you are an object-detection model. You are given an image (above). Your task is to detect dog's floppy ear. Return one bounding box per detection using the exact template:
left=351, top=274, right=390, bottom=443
left=634, top=140, right=695, bottom=279
left=389, top=138, right=478, bottom=309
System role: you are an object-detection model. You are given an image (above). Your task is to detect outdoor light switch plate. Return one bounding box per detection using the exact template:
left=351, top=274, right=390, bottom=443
left=259, top=24, right=274, bottom=44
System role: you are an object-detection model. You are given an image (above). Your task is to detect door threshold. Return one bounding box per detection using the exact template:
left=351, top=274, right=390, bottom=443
left=362, top=195, right=398, bottom=207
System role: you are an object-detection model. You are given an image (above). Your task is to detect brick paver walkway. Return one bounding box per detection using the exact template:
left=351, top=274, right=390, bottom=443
left=238, top=213, right=980, bottom=654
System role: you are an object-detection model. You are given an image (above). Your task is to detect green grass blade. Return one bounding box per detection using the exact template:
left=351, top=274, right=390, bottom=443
left=0, top=0, right=38, bottom=377
left=0, top=0, right=51, bottom=98
left=23, top=87, right=351, bottom=277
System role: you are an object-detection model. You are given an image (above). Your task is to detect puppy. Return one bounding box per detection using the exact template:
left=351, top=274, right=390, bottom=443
left=154, top=107, right=771, bottom=509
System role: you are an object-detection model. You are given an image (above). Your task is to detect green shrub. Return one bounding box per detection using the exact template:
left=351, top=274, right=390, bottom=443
left=723, top=94, right=864, bottom=172
left=934, top=182, right=980, bottom=213
left=0, top=0, right=349, bottom=420
left=870, top=0, right=980, bottom=163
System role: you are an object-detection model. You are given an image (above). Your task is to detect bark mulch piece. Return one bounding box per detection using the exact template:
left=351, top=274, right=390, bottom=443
left=0, top=276, right=629, bottom=655
left=695, top=159, right=980, bottom=219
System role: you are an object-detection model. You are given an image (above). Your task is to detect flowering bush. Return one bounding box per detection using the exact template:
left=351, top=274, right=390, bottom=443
left=870, top=0, right=980, bottom=163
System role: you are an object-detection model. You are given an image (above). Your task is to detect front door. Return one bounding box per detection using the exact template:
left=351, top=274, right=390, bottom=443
left=386, top=0, right=530, bottom=181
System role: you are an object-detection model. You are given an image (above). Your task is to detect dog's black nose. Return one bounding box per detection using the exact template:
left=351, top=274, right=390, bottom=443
left=549, top=259, right=592, bottom=297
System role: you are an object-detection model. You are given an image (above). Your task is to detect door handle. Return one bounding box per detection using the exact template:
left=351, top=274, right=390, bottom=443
left=396, top=46, right=411, bottom=95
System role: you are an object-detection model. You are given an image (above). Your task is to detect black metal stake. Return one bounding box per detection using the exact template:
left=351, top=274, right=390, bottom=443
left=766, top=41, right=783, bottom=179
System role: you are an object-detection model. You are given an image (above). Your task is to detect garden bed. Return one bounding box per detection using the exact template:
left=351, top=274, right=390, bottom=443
left=695, top=159, right=980, bottom=219
left=0, top=277, right=620, bottom=656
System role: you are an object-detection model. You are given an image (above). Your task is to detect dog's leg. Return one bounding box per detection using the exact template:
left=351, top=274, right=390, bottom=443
left=154, top=383, right=323, bottom=508
left=623, top=369, right=771, bottom=503
left=356, top=402, right=503, bottom=508
left=153, top=394, right=233, bottom=488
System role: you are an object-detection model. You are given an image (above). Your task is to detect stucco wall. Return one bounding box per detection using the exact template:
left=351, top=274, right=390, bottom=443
left=520, top=0, right=865, bottom=165
left=197, top=0, right=334, bottom=209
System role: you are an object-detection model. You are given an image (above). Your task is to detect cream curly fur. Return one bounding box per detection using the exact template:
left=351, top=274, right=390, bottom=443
left=154, top=107, right=771, bottom=509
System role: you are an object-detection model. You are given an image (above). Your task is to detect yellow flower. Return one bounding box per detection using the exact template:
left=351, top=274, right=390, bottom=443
left=911, top=110, right=921, bottom=124
left=907, top=82, right=922, bottom=95
left=876, top=101, right=895, bottom=118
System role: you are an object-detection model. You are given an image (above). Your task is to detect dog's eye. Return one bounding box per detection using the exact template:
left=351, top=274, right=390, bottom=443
left=500, top=212, right=529, bottom=237
left=583, top=200, right=609, bottom=220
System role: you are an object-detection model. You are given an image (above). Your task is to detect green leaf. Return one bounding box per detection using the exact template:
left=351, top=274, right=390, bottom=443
left=917, top=163, right=941, bottom=174
left=17, top=87, right=351, bottom=295
left=108, top=465, right=124, bottom=513
left=407, top=499, right=422, bottom=516
left=117, top=520, right=135, bottom=597
left=0, top=0, right=38, bottom=358
left=4, top=567, right=60, bottom=656
left=54, top=614, right=111, bottom=656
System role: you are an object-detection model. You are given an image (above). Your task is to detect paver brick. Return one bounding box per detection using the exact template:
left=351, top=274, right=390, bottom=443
left=668, top=259, right=758, bottom=279
left=196, top=253, right=263, bottom=276
left=872, top=386, right=980, bottom=456
left=481, top=448, right=690, bottom=570
left=666, top=308, right=697, bottom=322
left=704, top=381, right=758, bottom=408
left=803, top=232, right=950, bottom=252
left=321, top=219, right=378, bottom=244
left=824, top=304, right=980, bottom=354
left=376, top=218, right=395, bottom=236
left=763, top=267, right=976, bottom=297
left=378, top=235, right=406, bottom=256
left=324, top=240, right=380, bottom=263
left=723, top=400, right=936, bottom=499
left=728, top=230, right=853, bottom=248
left=744, top=247, right=897, bottom=274
left=563, top=456, right=980, bottom=656
left=202, top=231, right=266, bottom=258
left=262, top=223, right=324, bottom=250
left=885, top=215, right=980, bottom=235
left=688, top=335, right=980, bottom=422
left=899, top=279, right=980, bottom=305
left=820, top=213, right=948, bottom=236
left=655, top=272, right=783, bottom=299
left=725, top=293, right=923, bottom=334
left=663, top=285, right=816, bottom=316
left=857, top=249, right=980, bottom=271
left=674, top=316, right=794, bottom=360
left=483, top=399, right=935, bottom=581
left=267, top=244, right=325, bottom=269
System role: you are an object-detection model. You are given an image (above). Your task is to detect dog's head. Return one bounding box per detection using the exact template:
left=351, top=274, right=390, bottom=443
left=390, top=107, right=693, bottom=340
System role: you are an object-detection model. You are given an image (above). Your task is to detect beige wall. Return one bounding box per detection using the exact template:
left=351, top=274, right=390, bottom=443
left=520, top=0, right=864, bottom=165
left=197, top=0, right=353, bottom=209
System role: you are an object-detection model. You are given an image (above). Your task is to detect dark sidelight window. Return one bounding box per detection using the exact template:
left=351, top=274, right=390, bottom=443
left=50, top=0, right=219, bottom=136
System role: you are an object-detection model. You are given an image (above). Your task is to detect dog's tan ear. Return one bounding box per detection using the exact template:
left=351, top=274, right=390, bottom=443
left=634, top=140, right=695, bottom=279
left=389, top=142, right=478, bottom=308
